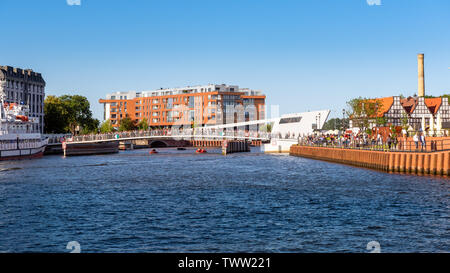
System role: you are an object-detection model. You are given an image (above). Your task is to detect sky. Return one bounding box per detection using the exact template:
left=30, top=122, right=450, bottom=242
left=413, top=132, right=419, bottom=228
left=1, top=0, right=449, bottom=121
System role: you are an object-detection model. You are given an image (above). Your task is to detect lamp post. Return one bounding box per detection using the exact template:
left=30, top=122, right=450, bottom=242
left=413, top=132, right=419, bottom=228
left=342, top=109, right=346, bottom=131
left=315, top=116, right=318, bottom=132
left=318, top=113, right=321, bottom=131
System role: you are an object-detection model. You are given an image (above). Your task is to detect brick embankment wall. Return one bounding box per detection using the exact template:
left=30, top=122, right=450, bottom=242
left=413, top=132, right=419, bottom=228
left=290, top=145, right=450, bottom=176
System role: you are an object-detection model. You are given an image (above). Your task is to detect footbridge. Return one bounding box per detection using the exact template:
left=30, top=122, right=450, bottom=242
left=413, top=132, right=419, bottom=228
left=66, top=129, right=271, bottom=144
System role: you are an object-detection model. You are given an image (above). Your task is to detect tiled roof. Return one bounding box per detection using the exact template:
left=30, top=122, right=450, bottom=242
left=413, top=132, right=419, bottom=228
left=366, top=97, right=394, bottom=117
left=424, top=97, right=442, bottom=114
left=400, top=97, right=418, bottom=114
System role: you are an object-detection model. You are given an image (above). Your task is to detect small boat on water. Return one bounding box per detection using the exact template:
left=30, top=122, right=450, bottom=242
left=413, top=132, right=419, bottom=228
left=177, top=147, right=186, bottom=150
left=149, top=149, right=158, bottom=154
left=195, top=148, right=207, bottom=154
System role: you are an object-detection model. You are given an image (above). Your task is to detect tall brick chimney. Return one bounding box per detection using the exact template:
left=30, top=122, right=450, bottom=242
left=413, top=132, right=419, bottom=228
left=418, top=53, right=425, bottom=97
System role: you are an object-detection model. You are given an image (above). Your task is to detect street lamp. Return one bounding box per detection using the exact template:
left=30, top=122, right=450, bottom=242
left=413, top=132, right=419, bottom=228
left=318, top=113, right=321, bottom=131
left=342, top=109, right=346, bottom=131
left=315, top=115, right=318, bottom=133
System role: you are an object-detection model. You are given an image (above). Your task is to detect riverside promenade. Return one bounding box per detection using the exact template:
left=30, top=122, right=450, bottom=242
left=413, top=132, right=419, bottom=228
left=290, top=139, right=450, bottom=176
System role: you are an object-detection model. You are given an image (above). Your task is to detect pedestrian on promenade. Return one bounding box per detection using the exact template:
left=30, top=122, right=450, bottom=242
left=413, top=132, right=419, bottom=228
left=393, top=135, right=398, bottom=150
left=413, top=133, right=419, bottom=150
left=420, top=133, right=426, bottom=151
left=386, top=135, right=391, bottom=150
left=402, top=131, right=407, bottom=151
left=377, top=133, right=382, bottom=146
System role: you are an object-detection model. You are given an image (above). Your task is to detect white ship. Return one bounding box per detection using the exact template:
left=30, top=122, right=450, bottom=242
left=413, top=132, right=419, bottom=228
left=0, top=95, right=48, bottom=160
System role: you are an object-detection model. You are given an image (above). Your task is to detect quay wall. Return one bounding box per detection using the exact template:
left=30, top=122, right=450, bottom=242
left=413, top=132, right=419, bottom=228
left=290, top=145, right=450, bottom=176
left=191, top=140, right=261, bottom=147
left=222, top=141, right=251, bottom=155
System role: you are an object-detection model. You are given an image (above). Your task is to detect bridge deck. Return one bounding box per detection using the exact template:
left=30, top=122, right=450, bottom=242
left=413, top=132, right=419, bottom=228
left=67, top=135, right=269, bottom=144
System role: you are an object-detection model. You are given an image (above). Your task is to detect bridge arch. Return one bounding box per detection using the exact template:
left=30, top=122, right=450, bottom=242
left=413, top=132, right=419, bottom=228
left=149, top=140, right=168, bottom=148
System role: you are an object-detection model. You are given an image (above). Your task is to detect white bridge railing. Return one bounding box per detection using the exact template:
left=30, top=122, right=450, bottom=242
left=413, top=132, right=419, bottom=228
left=66, top=129, right=271, bottom=144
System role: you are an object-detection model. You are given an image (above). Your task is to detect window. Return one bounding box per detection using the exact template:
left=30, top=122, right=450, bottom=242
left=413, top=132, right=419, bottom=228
left=166, top=98, right=173, bottom=109
left=279, top=117, right=302, bottom=124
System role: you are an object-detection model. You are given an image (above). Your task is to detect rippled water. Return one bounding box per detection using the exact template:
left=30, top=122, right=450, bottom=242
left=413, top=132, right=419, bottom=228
left=0, top=147, right=448, bottom=252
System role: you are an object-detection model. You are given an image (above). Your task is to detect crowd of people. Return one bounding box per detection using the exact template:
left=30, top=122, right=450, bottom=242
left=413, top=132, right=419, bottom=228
left=298, top=130, right=438, bottom=152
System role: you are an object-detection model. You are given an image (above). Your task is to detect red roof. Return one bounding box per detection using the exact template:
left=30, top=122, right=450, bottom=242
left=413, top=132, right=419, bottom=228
left=424, top=98, right=442, bottom=114
left=400, top=97, right=418, bottom=114
left=366, top=97, right=394, bottom=117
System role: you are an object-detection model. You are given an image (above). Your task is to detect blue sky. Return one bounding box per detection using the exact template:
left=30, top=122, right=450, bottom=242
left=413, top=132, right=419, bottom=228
left=1, top=0, right=449, bottom=120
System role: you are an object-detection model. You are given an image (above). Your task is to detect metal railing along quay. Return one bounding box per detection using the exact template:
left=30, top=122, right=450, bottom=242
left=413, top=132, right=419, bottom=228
left=297, top=138, right=450, bottom=152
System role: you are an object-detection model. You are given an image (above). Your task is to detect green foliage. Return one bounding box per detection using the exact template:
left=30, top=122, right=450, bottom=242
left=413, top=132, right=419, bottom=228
left=81, top=118, right=100, bottom=135
left=137, top=118, right=149, bottom=130
left=118, top=117, right=137, bottom=131
left=44, top=94, right=98, bottom=134
left=376, top=117, right=387, bottom=126
left=322, top=118, right=349, bottom=130
left=390, top=124, right=397, bottom=138
left=347, top=97, right=383, bottom=131
left=100, top=120, right=114, bottom=133
left=44, top=96, right=67, bottom=134
left=259, top=123, right=273, bottom=133
left=401, top=113, right=409, bottom=128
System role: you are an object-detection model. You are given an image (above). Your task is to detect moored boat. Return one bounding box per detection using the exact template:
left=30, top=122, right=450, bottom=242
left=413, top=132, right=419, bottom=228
left=0, top=96, right=47, bottom=160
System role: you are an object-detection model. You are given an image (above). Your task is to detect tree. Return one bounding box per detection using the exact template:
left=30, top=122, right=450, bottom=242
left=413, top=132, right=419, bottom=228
left=100, top=120, right=114, bottom=133
left=59, top=95, right=95, bottom=134
left=376, top=117, right=387, bottom=127
left=259, top=123, right=273, bottom=133
left=81, top=118, right=100, bottom=134
left=322, top=118, right=349, bottom=130
left=44, top=96, right=67, bottom=133
left=137, top=118, right=149, bottom=130
left=44, top=94, right=98, bottom=135
left=118, top=117, right=137, bottom=131
left=347, top=97, right=383, bottom=132
left=401, top=113, right=409, bottom=129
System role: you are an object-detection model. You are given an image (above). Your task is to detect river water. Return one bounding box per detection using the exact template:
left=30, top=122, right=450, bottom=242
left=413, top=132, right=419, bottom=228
left=0, top=147, right=448, bottom=252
